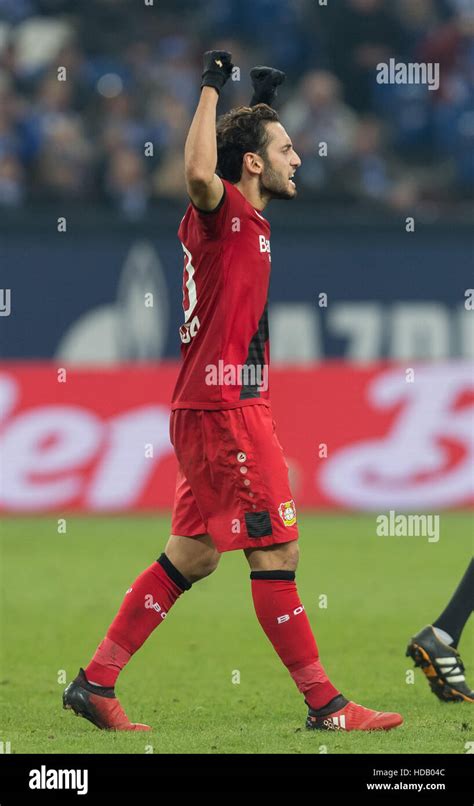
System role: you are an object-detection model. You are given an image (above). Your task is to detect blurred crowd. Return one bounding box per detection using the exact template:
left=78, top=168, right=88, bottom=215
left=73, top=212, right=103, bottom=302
left=0, top=0, right=473, bottom=216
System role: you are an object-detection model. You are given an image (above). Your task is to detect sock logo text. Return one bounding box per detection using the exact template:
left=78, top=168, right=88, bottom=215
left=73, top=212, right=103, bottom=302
left=277, top=605, right=305, bottom=624
left=144, top=594, right=167, bottom=618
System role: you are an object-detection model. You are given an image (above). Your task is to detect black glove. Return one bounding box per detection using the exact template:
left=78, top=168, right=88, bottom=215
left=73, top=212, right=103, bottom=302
left=250, top=66, right=286, bottom=106
left=201, top=50, right=233, bottom=94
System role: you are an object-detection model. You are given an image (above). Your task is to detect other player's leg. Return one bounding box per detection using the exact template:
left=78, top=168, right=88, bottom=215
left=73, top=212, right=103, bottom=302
left=63, top=533, right=220, bottom=730
left=406, top=558, right=474, bottom=702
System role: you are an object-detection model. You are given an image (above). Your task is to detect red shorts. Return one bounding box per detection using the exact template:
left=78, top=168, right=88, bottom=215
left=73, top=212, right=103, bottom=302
left=170, top=405, right=298, bottom=553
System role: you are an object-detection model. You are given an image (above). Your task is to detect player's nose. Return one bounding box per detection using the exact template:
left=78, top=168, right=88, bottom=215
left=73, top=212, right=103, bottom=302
left=292, top=152, right=302, bottom=169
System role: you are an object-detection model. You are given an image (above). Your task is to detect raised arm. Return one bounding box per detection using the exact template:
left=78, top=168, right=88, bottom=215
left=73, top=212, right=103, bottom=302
left=185, top=51, right=233, bottom=212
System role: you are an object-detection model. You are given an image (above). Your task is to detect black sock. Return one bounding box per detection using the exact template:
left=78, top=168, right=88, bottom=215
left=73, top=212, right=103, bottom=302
left=433, top=558, right=474, bottom=648
left=306, top=694, right=349, bottom=716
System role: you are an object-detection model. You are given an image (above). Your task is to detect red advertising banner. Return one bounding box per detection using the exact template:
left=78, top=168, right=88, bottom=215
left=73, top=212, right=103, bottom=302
left=0, top=362, right=472, bottom=512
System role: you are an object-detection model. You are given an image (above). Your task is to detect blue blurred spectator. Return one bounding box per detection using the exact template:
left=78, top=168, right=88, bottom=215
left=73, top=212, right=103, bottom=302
left=281, top=70, right=357, bottom=193
left=0, top=0, right=470, bottom=211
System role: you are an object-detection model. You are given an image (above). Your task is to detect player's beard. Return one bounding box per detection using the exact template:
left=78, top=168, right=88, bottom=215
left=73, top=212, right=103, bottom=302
left=259, top=157, right=295, bottom=201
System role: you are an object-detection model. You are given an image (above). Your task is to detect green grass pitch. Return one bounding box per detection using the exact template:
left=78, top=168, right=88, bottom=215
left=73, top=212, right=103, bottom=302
left=1, top=513, right=472, bottom=754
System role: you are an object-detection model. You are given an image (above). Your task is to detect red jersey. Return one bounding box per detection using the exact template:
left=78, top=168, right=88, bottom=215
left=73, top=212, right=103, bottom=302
left=171, top=179, right=272, bottom=410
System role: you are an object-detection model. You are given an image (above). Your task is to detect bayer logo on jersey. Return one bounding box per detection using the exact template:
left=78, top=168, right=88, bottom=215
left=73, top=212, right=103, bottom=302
left=259, top=234, right=271, bottom=260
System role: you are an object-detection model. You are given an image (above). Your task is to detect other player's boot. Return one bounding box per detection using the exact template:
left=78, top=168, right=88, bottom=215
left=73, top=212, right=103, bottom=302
left=406, top=625, right=474, bottom=703
left=306, top=695, right=403, bottom=731
left=63, top=668, right=151, bottom=730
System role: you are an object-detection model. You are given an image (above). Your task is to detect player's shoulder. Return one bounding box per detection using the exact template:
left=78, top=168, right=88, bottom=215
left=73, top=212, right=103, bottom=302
left=221, top=179, right=261, bottom=221
left=183, top=178, right=231, bottom=221
left=221, top=178, right=238, bottom=198
left=221, top=178, right=245, bottom=205
left=178, top=178, right=261, bottom=241
left=180, top=179, right=250, bottom=218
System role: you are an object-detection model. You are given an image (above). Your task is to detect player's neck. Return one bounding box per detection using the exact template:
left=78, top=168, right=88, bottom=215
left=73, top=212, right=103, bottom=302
left=234, top=178, right=270, bottom=212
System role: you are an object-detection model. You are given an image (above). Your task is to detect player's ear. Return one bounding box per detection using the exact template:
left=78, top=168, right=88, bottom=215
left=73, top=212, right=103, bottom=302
left=242, top=151, right=264, bottom=177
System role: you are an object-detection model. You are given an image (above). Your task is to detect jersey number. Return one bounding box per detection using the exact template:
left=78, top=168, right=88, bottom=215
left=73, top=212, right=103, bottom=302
left=179, top=243, right=200, bottom=344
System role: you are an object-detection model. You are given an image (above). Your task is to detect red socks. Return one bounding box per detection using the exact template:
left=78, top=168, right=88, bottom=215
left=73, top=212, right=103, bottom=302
left=85, top=554, right=191, bottom=688
left=250, top=571, right=340, bottom=710
left=84, top=556, right=338, bottom=712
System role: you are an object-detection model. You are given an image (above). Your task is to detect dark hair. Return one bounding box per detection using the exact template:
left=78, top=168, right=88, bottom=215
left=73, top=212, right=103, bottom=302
left=216, top=103, right=280, bottom=183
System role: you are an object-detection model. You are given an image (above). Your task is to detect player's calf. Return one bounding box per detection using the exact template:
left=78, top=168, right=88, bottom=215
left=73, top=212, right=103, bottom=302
left=247, top=543, right=403, bottom=731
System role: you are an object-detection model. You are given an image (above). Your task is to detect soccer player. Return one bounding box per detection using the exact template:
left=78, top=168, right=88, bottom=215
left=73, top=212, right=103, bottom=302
left=63, top=52, right=403, bottom=733
left=406, top=558, right=473, bottom=702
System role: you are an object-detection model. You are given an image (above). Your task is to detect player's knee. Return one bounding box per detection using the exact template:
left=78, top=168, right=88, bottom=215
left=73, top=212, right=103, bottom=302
left=245, top=540, right=299, bottom=572
left=281, top=541, right=299, bottom=571
left=165, top=534, right=220, bottom=584
left=191, top=551, right=220, bottom=582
